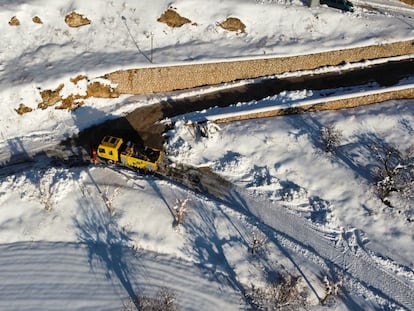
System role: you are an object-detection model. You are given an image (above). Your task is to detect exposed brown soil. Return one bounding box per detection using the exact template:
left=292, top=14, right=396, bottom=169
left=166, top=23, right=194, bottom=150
left=157, top=9, right=192, bottom=27
left=32, top=16, right=43, bottom=24
left=65, top=12, right=91, bottom=28
left=8, top=16, right=20, bottom=26
left=32, top=80, right=119, bottom=113
left=400, top=0, right=414, bottom=5
left=55, top=95, right=84, bottom=111
left=15, top=104, right=33, bottom=115
left=218, top=17, right=246, bottom=32
left=86, top=82, right=119, bottom=98
left=70, top=75, right=87, bottom=84
left=38, top=84, right=64, bottom=109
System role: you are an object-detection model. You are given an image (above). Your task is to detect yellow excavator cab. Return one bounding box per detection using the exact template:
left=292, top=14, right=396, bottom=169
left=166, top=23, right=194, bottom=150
left=97, top=136, right=123, bottom=162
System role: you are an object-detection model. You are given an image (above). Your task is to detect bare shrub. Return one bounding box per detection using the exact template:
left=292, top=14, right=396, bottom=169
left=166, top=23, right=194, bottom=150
left=103, top=186, right=120, bottom=216
left=321, top=275, right=342, bottom=305
left=370, top=143, right=414, bottom=207
left=320, top=124, right=343, bottom=153
left=250, top=231, right=267, bottom=255
left=124, top=287, right=177, bottom=311
left=172, top=197, right=190, bottom=227
left=247, top=273, right=307, bottom=310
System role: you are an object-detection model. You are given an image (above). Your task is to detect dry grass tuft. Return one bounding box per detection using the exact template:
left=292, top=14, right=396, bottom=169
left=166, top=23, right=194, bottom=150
left=8, top=16, right=20, bottom=26
left=15, top=104, right=33, bottom=115
left=65, top=12, right=91, bottom=28
left=157, top=9, right=191, bottom=27
left=38, top=84, right=64, bottom=109
left=32, top=16, right=43, bottom=24
left=218, top=17, right=246, bottom=32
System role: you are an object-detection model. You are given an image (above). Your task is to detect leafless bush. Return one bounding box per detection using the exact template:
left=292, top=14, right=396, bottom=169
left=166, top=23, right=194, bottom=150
left=250, top=231, right=267, bottom=255
left=103, top=186, right=120, bottom=216
left=320, top=124, right=343, bottom=153
left=320, top=275, right=342, bottom=306
left=370, top=143, right=414, bottom=207
left=247, top=273, right=307, bottom=310
left=186, top=121, right=221, bottom=141
left=172, top=197, right=190, bottom=227
left=123, top=287, right=177, bottom=311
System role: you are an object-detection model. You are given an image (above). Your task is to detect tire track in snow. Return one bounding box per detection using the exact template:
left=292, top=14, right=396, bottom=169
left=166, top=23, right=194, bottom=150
left=227, top=186, right=414, bottom=310
left=163, top=163, right=414, bottom=309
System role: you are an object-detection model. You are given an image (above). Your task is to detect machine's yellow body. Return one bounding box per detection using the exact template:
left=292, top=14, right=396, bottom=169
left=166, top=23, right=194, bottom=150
left=97, top=136, right=163, bottom=172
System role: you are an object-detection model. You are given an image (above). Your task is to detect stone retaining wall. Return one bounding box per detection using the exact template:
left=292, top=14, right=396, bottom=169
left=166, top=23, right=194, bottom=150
left=105, top=39, right=414, bottom=95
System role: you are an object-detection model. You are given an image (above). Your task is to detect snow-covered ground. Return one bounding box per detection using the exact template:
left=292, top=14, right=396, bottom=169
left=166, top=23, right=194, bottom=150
left=0, top=0, right=414, bottom=310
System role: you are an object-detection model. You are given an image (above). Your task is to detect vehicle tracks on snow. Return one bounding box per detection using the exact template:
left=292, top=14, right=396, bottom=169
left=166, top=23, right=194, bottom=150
left=163, top=163, right=414, bottom=309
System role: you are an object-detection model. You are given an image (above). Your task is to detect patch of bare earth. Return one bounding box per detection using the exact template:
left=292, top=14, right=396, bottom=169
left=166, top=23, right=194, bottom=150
left=400, top=0, right=414, bottom=5
left=8, top=16, right=20, bottom=26
left=86, top=82, right=119, bottom=98
left=15, top=104, right=33, bottom=115
left=64, top=12, right=91, bottom=27
left=38, top=84, right=64, bottom=110
left=55, top=95, right=85, bottom=110
left=32, top=16, right=43, bottom=24
left=71, top=75, right=88, bottom=84
left=157, top=9, right=192, bottom=27
left=30, top=78, right=118, bottom=113
left=218, top=17, right=246, bottom=32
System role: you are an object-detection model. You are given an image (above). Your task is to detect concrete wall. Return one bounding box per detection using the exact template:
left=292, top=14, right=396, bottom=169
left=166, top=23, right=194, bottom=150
left=104, top=40, right=414, bottom=95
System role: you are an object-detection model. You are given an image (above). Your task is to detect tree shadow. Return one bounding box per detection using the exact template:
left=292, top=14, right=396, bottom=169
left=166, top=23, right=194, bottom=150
left=181, top=199, right=251, bottom=306
left=73, top=195, right=139, bottom=308
left=228, top=189, right=322, bottom=303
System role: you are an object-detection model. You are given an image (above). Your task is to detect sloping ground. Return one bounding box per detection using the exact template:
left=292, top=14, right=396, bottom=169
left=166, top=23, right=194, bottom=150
left=104, top=40, right=414, bottom=95
left=210, top=85, right=414, bottom=123
left=159, top=160, right=414, bottom=310
left=0, top=243, right=242, bottom=310
left=229, top=188, right=414, bottom=311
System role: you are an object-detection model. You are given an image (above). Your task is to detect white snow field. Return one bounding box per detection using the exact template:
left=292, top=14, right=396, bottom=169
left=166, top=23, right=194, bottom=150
left=0, top=0, right=414, bottom=310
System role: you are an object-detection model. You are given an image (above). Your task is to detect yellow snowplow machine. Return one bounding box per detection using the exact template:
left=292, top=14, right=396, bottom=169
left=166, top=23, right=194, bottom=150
left=96, top=136, right=163, bottom=172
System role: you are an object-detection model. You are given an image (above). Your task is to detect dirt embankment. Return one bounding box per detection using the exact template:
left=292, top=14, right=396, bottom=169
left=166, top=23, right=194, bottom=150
left=211, top=87, right=414, bottom=123
left=105, top=40, right=414, bottom=95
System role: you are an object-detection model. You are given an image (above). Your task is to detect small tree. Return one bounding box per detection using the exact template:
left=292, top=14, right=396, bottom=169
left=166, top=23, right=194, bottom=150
left=247, top=273, right=307, bottom=310
left=140, top=287, right=177, bottom=311
left=103, top=186, right=120, bottom=216
left=250, top=231, right=267, bottom=255
left=320, top=124, right=343, bottom=154
left=321, top=275, right=342, bottom=305
left=123, top=287, right=177, bottom=311
left=172, top=197, right=190, bottom=227
left=370, top=143, right=414, bottom=207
